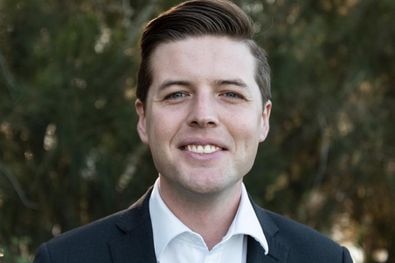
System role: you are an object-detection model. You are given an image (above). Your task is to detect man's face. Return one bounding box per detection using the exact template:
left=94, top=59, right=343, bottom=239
left=136, top=36, right=271, bottom=197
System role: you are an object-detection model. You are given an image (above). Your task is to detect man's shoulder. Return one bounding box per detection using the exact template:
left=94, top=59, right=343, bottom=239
left=43, top=208, right=129, bottom=250
left=253, top=205, right=352, bottom=262
left=34, top=209, right=130, bottom=263
left=35, top=191, right=153, bottom=262
left=264, top=208, right=337, bottom=244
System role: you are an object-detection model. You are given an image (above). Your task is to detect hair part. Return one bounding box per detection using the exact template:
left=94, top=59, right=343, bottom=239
left=137, top=0, right=271, bottom=104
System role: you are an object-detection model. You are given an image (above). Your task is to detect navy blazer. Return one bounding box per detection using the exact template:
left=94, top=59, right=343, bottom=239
left=34, top=189, right=353, bottom=263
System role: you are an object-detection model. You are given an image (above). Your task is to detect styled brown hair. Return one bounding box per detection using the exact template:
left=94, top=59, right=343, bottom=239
left=137, top=0, right=271, bottom=104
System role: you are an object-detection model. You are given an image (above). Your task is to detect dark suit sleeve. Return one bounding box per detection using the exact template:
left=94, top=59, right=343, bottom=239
left=342, top=246, right=354, bottom=263
left=34, top=243, right=51, bottom=263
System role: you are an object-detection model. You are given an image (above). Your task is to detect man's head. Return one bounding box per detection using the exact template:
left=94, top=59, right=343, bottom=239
left=135, top=0, right=272, bottom=197
left=137, top=0, right=271, bottom=105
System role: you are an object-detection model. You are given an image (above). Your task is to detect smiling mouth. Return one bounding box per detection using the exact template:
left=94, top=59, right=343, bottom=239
left=182, top=144, right=222, bottom=154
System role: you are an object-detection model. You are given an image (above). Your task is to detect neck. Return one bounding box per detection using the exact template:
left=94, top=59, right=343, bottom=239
left=158, top=178, right=242, bottom=250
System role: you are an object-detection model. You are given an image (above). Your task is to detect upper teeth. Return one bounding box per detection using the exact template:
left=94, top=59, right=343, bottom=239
left=186, top=144, right=220, bottom=154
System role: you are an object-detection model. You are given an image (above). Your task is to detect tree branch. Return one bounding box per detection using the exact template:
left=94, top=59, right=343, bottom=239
left=313, top=115, right=331, bottom=188
left=0, top=48, right=17, bottom=100
left=124, top=0, right=159, bottom=46
left=0, top=163, right=38, bottom=210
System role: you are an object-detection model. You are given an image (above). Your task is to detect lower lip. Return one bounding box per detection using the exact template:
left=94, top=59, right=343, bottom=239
left=180, top=149, right=225, bottom=161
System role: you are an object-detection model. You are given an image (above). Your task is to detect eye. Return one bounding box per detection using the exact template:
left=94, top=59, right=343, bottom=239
left=164, top=91, right=190, bottom=100
left=220, top=91, right=245, bottom=100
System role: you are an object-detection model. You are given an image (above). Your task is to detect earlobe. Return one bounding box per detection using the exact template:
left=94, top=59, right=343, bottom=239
left=135, top=99, right=149, bottom=144
left=259, top=100, right=272, bottom=142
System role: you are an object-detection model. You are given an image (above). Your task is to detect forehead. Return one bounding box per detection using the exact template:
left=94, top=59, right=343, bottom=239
left=149, top=36, right=256, bottom=84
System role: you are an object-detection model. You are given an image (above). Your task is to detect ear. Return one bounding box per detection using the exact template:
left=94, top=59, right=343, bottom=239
left=135, top=99, right=149, bottom=144
left=259, top=100, right=272, bottom=142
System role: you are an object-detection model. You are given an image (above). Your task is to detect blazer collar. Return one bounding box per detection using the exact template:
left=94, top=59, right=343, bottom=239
left=247, top=199, right=290, bottom=263
left=108, top=187, right=289, bottom=263
left=109, top=188, right=157, bottom=263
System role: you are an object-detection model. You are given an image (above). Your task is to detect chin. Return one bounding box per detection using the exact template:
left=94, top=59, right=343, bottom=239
left=182, top=176, right=241, bottom=197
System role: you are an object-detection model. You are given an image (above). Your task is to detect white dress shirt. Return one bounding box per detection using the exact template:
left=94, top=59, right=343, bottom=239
left=149, top=179, right=269, bottom=263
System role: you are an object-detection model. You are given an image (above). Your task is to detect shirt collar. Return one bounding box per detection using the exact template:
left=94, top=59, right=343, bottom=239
left=226, top=183, right=269, bottom=255
left=149, top=179, right=192, bottom=258
left=149, top=178, right=269, bottom=258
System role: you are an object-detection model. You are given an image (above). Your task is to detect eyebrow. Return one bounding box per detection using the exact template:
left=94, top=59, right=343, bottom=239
left=215, top=79, right=248, bottom=88
left=158, top=80, right=192, bottom=91
left=158, top=78, right=248, bottom=91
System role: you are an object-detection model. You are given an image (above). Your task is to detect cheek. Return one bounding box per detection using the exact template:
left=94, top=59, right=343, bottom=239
left=229, top=118, right=263, bottom=161
left=147, top=108, right=183, bottom=141
left=227, top=111, right=263, bottom=140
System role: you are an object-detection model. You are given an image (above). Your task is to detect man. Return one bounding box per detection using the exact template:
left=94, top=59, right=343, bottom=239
left=34, top=0, right=353, bottom=262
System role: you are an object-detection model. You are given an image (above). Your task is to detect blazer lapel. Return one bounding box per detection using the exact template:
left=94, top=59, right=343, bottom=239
left=248, top=199, right=290, bottom=263
left=107, top=189, right=290, bottom=263
left=108, top=189, right=157, bottom=263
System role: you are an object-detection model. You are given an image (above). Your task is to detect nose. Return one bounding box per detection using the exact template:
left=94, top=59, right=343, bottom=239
left=187, top=92, right=218, bottom=128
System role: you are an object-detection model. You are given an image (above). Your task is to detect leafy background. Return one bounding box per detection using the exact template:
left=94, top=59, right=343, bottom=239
left=0, top=0, right=394, bottom=262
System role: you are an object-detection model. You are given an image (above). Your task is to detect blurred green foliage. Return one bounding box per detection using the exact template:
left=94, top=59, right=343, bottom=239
left=0, top=0, right=394, bottom=262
